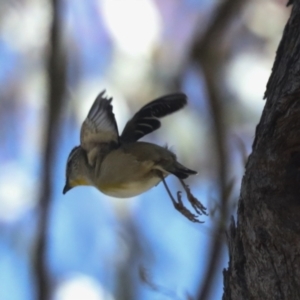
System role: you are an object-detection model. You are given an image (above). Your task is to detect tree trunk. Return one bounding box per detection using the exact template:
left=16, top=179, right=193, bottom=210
left=223, top=2, right=300, bottom=299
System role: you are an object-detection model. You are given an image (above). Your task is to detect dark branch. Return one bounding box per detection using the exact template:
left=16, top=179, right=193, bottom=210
left=33, top=0, right=66, bottom=299
left=185, top=0, right=250, bottom=299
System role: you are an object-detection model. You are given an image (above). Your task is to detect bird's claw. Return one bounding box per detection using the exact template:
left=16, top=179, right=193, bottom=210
left=161, top=176, right=207, bottom=223
left=186, top=188, right=208, bottom=216
left=173, top=200, right=201, bottom=223
left=171, top=191, right=202, bottom=223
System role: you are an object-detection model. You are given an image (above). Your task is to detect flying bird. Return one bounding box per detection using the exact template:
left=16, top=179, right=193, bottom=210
left=63, top=91, right=207, bottom=222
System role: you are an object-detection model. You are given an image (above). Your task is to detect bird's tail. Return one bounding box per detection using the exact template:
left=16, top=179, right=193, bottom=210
left=171, top=162, right=197, bottom=179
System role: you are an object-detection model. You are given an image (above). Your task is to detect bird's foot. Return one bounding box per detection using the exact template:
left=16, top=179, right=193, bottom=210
left=161, top=175, right=206, bottom=223
left=185, top=185, right=208, bottom=216
left=173, top=191, right=202, bottom=223
left=179, top=179, right=208, bottom=217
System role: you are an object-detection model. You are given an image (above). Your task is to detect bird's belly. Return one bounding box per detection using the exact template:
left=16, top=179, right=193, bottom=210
left=98, top=176, right=162, bottom=198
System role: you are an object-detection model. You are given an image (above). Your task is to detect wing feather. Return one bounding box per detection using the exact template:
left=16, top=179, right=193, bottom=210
left=80, top=91, right=119, bottom=165
left=121, top=93, right=187, bottom=143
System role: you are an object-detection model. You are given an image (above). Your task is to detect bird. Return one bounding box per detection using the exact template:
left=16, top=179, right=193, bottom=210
left=63, top=91, right=207, bottom=222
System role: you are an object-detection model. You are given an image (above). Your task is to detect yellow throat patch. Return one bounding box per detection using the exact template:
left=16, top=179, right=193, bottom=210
left=69, top=178, right=89, bottom=187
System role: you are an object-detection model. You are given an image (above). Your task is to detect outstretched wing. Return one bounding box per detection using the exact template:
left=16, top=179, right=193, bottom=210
left=80, top=91, right=119, bottom=164
left=121, top=93, right=187, bottom=143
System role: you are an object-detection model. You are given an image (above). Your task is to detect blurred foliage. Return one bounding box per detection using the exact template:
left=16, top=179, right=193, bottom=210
left=0, top=0, right=289, bottom=300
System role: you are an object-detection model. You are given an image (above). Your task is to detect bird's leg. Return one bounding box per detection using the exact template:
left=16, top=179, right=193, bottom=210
left=179, top=179, right=208, bottom=216
left=161, top=176, right=200, bottom=223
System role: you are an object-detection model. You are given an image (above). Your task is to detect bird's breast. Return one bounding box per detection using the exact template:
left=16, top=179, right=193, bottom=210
left=96, top=176, right=162, bottom=198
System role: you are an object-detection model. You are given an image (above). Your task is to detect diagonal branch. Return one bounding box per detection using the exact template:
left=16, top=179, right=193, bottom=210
left=186, top=0, right=250, bottom=299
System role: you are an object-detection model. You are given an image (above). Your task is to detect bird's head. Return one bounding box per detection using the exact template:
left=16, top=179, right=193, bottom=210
left=63, top=146, right=90, bottom=194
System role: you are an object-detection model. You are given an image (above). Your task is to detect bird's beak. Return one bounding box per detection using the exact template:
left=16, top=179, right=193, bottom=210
left=63, top=182, right=72, bottom=194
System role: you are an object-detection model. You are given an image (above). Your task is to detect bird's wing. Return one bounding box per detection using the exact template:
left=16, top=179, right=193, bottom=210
left=80, top=91, right=119, bottom=165
left=120, top=93, right=187, bottom=143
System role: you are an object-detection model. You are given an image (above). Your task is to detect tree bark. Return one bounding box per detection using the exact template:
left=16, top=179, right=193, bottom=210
left=223, top=1, right=300, bottom=299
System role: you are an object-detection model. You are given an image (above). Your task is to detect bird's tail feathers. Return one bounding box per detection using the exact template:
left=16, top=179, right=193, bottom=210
left=171, top=162, right=197, bottom=179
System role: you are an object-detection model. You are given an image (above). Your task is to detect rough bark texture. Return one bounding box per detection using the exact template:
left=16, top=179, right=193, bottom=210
left=223, top=2, right=300, bottom=300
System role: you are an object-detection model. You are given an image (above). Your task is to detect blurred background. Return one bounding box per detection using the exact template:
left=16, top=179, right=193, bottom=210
left=0, top=0, right=289, bottom=299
